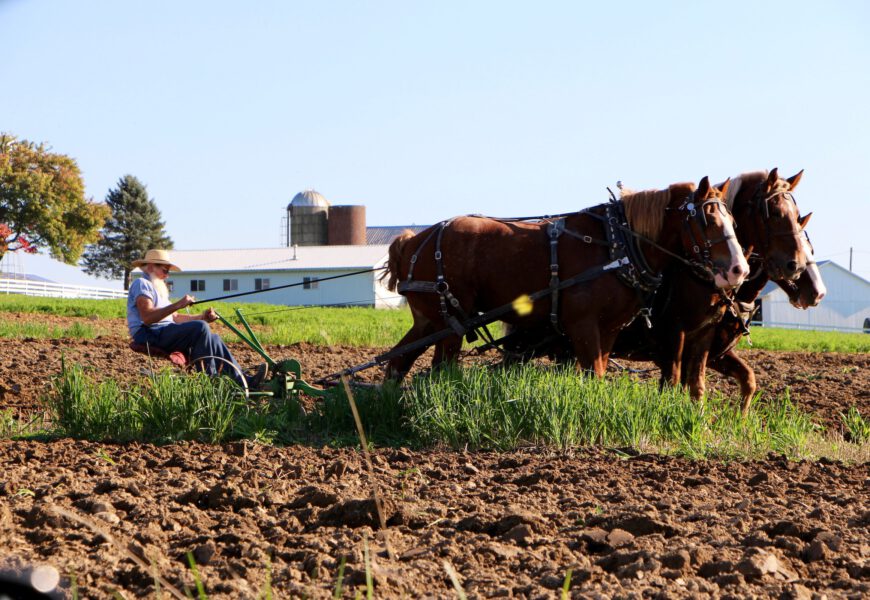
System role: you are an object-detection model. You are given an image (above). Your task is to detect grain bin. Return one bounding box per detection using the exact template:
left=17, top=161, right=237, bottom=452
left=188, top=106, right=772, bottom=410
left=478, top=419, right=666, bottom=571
left=328, top=205, right=367, bottom=245
left=288, top=190, right=330, bottom=246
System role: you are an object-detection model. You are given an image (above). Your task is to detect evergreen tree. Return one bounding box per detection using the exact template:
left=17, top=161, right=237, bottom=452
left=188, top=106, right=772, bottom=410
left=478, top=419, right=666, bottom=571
left=82, top=175, right=173, bottom=289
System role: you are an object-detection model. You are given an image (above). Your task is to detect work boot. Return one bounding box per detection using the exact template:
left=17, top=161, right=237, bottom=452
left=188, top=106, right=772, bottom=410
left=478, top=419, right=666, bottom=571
left=246, top=363, right=268, bottom=390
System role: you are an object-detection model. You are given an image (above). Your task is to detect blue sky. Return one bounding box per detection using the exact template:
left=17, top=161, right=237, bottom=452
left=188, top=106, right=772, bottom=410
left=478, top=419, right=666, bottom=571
left=1, top=0, right=869, bottom=286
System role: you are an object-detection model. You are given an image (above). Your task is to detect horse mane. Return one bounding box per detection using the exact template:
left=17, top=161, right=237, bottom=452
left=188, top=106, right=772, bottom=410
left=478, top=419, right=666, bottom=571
left=620, top=182, right=692, bottom=241
left=724, top=171, right=766, bottom=211
left=381, top=229, right=417, bottom=291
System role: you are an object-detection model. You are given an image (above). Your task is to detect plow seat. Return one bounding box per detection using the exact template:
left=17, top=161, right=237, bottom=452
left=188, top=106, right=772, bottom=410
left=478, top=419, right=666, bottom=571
left=129, top=341, right=189, bottom=368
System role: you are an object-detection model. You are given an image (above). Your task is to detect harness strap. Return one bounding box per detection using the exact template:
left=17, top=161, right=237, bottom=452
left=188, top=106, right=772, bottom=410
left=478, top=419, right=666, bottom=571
left=548, top=219, right=565, bottom=331
left=398, top=281, right=439, bottom=293
left=406, top=222, right=444, bottom=283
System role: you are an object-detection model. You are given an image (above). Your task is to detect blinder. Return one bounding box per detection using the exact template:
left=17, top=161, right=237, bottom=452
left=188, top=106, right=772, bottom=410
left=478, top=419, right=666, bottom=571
left=677, top=194, right=737, bottom=279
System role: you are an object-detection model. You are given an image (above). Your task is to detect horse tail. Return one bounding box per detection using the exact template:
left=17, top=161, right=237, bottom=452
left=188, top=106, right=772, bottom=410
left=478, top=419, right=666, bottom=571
left=381, top=230, right=416, bottom=292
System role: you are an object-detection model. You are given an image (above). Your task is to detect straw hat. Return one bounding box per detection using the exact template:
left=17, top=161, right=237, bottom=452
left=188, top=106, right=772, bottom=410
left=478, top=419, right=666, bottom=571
left=131, top=249, right=181, bottom=271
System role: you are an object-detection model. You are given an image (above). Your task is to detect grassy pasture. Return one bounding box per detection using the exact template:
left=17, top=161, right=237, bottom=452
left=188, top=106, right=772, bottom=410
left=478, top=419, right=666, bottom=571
left=1, top=294, right=868, bottom=351
left=737, top=326, right=870, bottom=353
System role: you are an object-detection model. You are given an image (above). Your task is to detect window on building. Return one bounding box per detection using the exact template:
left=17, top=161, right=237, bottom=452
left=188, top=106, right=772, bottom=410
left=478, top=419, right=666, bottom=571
left=166, top=281, right=175, bottom=293
left=255, top=278, right=270, bottom=291
left=191, top=280, right=206, bottom=292
left=303, top=276, right=319, bottom=290
left=223, top=279, right=238, bottom=292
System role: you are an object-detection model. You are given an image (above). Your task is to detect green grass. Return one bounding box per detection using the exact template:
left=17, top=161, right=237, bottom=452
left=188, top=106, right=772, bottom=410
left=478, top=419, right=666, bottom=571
left=841, top=406, right=870, bottom=444
left=3, top=295, right=868, bottom=352
left=47, top=363, right=247, bottom=444
left=0, top=320, right=104, bottom=339
left=738, top=326, right=870, bottom=353
left=0, top=294, right=413, bottom=346
left=34, top=361, right=868, bottom=461
left=400, top=365, right=827, bottom=459
left=0, top=295, right=128, bottom=318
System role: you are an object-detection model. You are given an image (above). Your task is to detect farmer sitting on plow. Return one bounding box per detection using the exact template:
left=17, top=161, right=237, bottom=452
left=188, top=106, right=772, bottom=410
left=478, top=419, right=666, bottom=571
left=127, top=249, right=265, bottom=389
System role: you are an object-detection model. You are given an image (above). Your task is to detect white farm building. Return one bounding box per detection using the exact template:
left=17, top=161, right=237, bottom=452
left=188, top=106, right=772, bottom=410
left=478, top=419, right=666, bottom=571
left=132, top=189, right=427, bottom=309
left=156, top=245, right=402, bottom=309
left=757, top=261, right=870, bottom=332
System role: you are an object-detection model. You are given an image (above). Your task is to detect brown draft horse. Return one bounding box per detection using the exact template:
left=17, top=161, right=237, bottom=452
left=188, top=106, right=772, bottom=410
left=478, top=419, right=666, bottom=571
left=382, top=176, right=748, bottom=380
left=596, top=169, right=810, bottom=413
left=502, top=169, right=814, bottom=414
left=707, top=228, right=826, bottom=411
left=608, top=169, right=811, bottom=412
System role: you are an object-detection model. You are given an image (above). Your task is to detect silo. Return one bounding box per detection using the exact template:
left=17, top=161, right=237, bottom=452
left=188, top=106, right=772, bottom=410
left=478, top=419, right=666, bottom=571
left=288, top=190, right=330, bottom=246
left=328, top=205, right=367, bottom=245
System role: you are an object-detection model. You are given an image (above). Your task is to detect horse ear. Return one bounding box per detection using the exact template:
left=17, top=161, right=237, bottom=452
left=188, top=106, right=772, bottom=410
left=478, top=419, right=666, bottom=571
left=799, top=212, right=813, bottom=229
left=697, top=176, right=711, bottom=197
left=767, top=168, right=779, bottom=188
left=716, top=178, right=731, bottom=196
left=787, top=169, right=804, bottom=190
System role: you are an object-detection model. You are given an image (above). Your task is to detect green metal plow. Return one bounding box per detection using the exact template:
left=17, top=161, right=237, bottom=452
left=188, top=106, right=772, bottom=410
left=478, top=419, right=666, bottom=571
left=216, top=308, right=327, bottom=399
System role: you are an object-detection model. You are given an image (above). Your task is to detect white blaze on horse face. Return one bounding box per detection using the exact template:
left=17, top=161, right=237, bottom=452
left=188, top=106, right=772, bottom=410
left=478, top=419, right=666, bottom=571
left=713, top=214, right=749, bottom=289
left=801, top=235, right=826, bottom=308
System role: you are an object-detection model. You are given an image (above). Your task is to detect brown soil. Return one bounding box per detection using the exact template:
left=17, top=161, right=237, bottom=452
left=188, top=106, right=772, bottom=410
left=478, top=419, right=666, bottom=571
left=0, top=314, right=868, bottom=598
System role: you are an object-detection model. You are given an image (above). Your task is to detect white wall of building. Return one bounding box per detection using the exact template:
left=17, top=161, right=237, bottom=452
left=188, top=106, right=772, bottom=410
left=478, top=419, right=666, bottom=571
left=130, top=245, right=404, bottom=309
left=165, top=268, right=403, bottom=309
left=759, top=262, right=870, bottom=332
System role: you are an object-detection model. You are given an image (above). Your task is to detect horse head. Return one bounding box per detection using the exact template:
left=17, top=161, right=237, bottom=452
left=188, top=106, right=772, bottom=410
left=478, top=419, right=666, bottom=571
left=676, top=176, right=749, bottom=289
left=747, top=168, right=809, bottom=281
left=777, top=229, right=826, bottom=309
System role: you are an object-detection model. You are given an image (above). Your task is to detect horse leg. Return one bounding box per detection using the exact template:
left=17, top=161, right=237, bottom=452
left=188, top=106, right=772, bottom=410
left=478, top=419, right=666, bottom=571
left=657, top=331, right=685, bottom=392
left=384, top=317, right=437, bottom=381
left=432, top=334, right=463, bottom=370
left=680, top=329, right=716, bottom=401
left=681, top=348, right=710, bottom=401
left=564, top=320, right=608, bottom=377
left=709, top=350, right=756, bottom=416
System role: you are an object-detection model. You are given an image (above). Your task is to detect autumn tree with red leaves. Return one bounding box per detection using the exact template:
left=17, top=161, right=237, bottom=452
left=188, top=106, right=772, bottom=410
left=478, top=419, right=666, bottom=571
left=0, top=133, right=108, bottom=265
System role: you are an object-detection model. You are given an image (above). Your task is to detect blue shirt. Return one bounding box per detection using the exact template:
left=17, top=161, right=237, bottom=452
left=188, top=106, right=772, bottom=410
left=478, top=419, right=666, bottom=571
left=127, top=275, right=173, bottom=336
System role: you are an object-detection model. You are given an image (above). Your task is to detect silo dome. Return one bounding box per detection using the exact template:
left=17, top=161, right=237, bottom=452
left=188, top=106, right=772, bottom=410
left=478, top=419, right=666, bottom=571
left=288, top=189, right=330, bottom=210
left=288, top=189, right=330, bottom=246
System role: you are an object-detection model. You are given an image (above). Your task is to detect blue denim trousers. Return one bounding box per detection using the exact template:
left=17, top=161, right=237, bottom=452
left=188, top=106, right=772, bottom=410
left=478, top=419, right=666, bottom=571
left=132, top=321, right=245, bottom=385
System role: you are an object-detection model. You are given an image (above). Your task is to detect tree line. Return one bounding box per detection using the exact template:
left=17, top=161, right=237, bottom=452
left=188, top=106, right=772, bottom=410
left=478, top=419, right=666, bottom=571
left=1, top=133, right=173, bottom=289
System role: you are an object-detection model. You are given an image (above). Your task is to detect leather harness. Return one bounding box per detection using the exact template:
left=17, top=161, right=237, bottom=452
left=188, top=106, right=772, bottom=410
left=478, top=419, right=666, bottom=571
left=397, top=195, right=733, bottom=339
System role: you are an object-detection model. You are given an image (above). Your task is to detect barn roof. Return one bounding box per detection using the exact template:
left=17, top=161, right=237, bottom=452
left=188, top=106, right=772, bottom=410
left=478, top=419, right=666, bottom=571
left=143, top=245, right=389, bottom=273
left=366, top=225, right=429, bottom=245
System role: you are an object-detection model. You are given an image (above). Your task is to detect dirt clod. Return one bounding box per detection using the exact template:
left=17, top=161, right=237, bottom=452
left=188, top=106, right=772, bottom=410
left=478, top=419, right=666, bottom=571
left=0, top=328, right=868, bottom=598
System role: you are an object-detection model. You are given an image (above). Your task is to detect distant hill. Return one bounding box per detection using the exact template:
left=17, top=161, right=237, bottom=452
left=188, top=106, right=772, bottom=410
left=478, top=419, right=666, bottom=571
left=0, top=271, right=54, bottom=283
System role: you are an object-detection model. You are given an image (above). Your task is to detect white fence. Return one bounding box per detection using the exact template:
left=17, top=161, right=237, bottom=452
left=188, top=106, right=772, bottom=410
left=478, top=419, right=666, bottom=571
left=0, top=277, right=126, bottom=300
left=750, top=320, right=869, bottom=334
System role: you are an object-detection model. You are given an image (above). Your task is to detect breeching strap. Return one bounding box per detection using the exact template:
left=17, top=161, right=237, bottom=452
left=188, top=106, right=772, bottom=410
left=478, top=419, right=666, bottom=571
left=316, top=256, right=629, bottom=383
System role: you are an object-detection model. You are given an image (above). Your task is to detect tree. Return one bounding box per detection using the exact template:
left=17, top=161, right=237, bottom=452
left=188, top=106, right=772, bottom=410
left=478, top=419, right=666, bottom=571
left=0, top=133, right=108, bottom=264
left=82, top=175, right=174, bottom=289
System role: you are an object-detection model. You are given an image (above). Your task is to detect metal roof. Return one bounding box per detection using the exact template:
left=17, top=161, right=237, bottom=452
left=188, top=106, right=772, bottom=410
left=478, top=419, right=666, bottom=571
left=147, top=245, right=389, bottom=273
left=288, top=189, right=330, bottom=209
left=366, top=225, right=429, bottom=245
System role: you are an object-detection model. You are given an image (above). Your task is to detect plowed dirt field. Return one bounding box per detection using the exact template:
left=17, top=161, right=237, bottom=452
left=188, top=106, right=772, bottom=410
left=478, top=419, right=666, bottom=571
left=0, top=315, right=867, bottom=598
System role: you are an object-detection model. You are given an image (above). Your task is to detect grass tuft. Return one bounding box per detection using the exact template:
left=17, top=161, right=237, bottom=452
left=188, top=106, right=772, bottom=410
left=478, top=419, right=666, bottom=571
left=41, top=361, right=868, bottom=461
left=841, top=406, right=870, bottom=444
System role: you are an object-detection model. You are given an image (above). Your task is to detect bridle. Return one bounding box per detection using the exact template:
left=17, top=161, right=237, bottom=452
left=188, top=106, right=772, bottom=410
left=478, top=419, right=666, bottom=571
left=745, top=184, right=806, bottom=262
left=674, top=193, right=738, bottom=280
left=779, top=229, right=817, bottom=300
